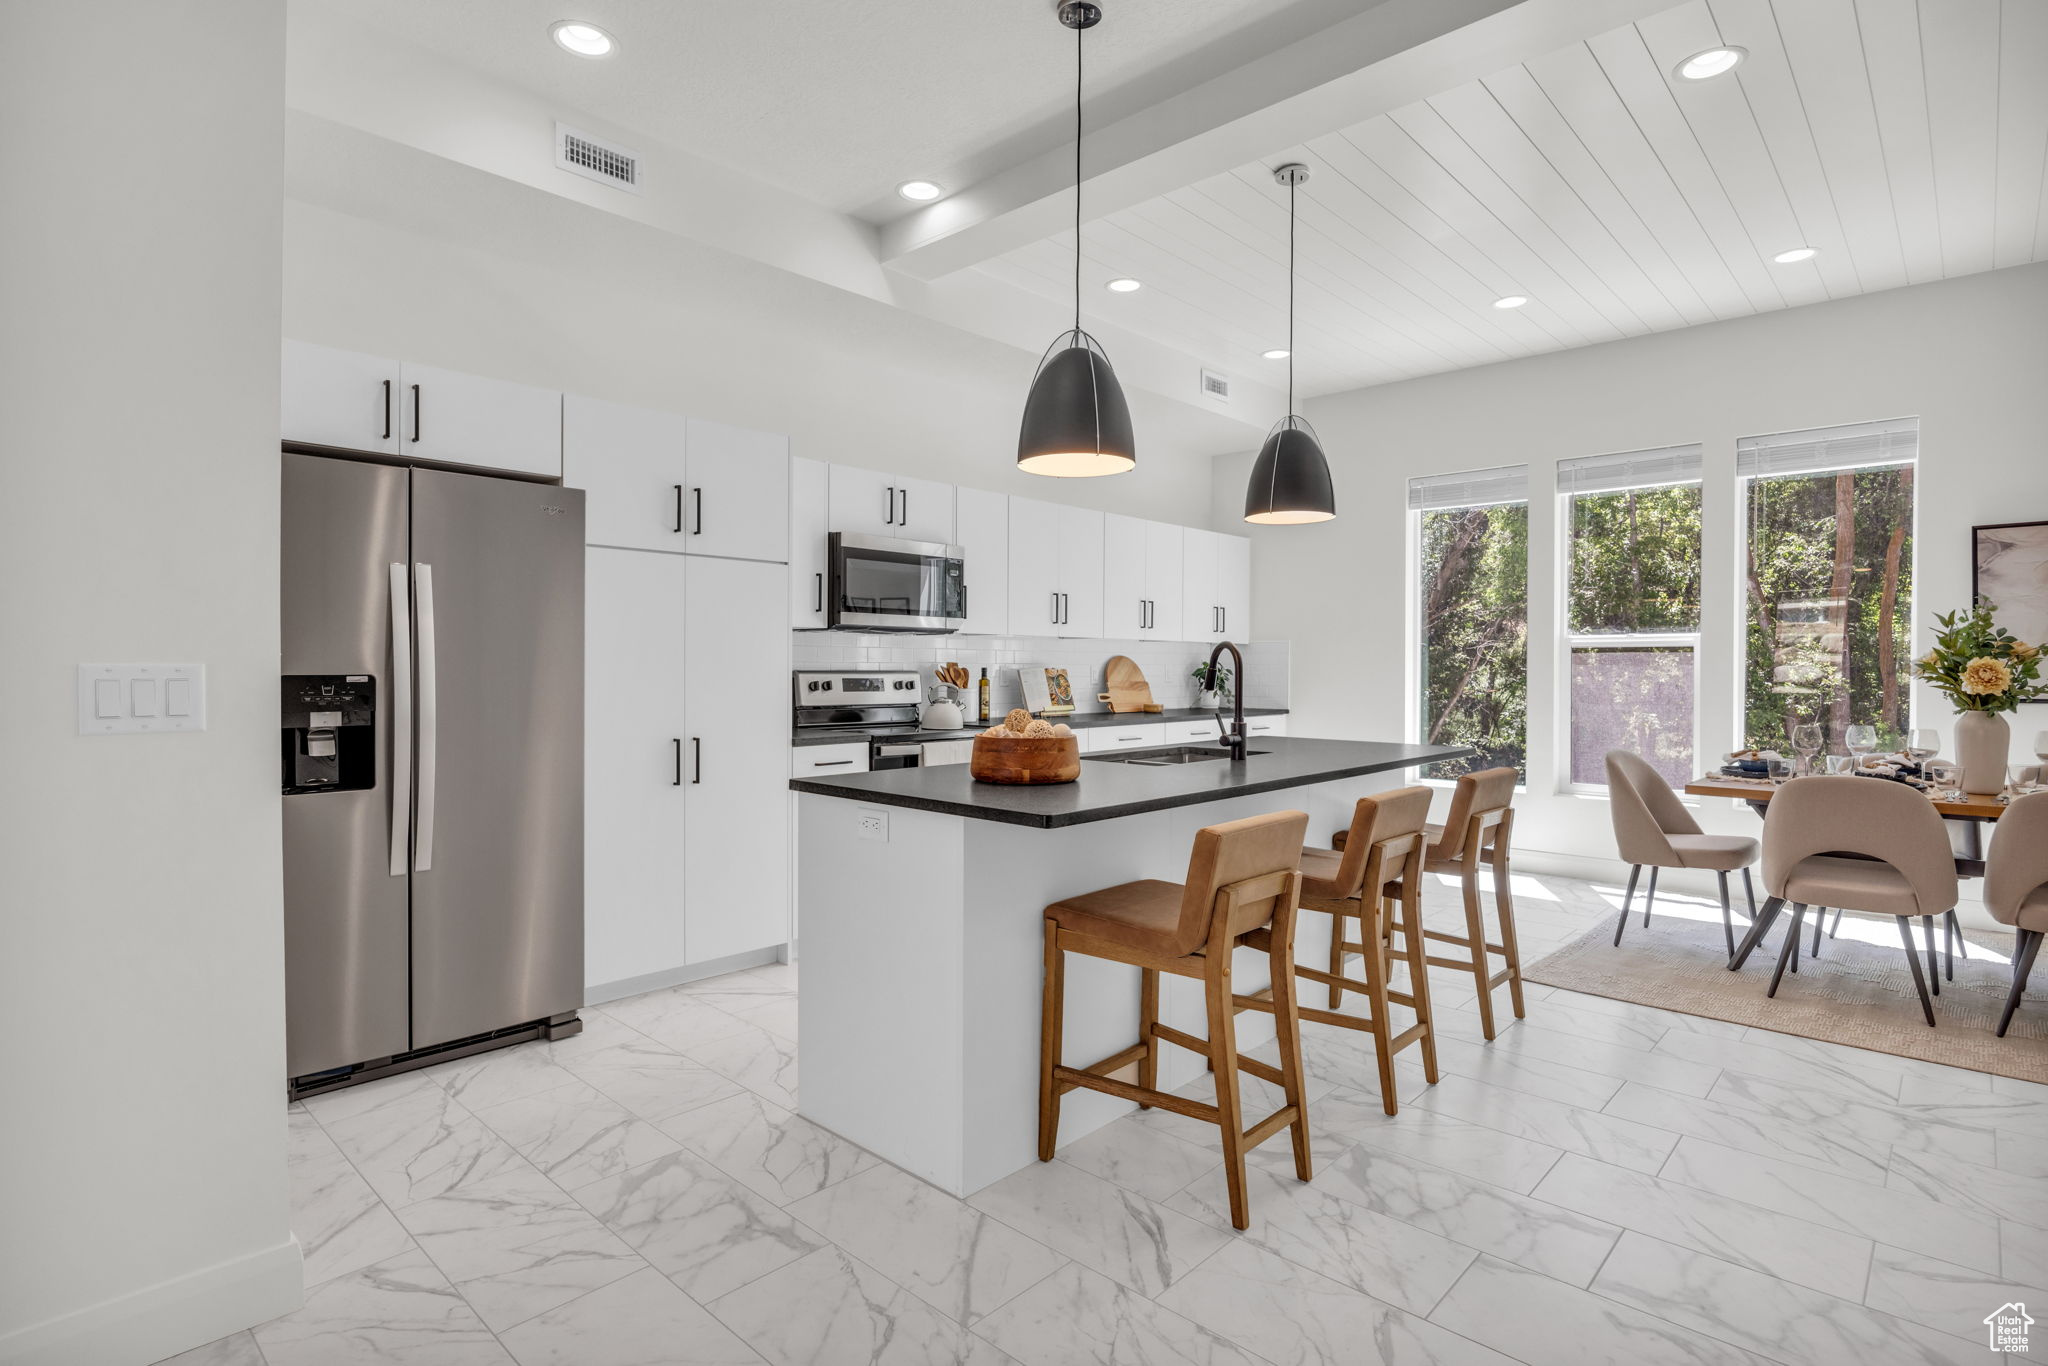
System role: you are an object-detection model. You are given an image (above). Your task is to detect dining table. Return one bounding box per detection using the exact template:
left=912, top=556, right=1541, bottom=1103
left=1683, top=772, right=2019, bottom=972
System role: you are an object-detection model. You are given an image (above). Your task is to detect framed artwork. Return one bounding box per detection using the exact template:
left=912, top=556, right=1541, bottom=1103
left=1974, top=522, right=2048, bottom=698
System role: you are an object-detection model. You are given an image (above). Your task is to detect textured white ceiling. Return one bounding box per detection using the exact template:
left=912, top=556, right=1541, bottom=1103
left=981, top=0, right=2048, bottom=397
left=319, top=0, right=1385, bottom=221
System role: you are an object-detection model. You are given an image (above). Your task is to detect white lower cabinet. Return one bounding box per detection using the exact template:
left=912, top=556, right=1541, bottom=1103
left=585, top=547, right=789, bottom=992
left=1166, top=719, right=1220, bottom=744
left=685, top=557, right=792, bottom=964
left=791, top=742, right=869, bottom=777
left=1246, top=716, right=1288, bottom=738
left=920, top=739, right=975, bottom=767
left=584, top=548, right=689, bottom=987
left=1083, top=723, right=1168, bottom=753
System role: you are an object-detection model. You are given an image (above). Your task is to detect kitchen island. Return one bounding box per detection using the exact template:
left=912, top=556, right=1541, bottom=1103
left=791, top=735, right=1468, bottom=1195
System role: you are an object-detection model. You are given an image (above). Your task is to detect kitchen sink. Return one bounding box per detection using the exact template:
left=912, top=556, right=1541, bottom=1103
left=1084, top=745, right=1270, bottom=766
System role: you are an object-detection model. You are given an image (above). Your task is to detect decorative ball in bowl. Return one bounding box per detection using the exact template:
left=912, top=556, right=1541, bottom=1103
left=970, top=711, right=1081, bottom=784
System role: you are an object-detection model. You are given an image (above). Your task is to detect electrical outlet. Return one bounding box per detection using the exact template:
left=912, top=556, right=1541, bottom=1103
left=856, top=807, right=889, bottom=842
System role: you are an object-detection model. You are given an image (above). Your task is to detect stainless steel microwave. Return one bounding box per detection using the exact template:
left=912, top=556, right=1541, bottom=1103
left=828, top=532, right=966, bottom=633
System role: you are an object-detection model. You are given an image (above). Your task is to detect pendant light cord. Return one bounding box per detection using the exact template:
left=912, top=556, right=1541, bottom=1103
left=1287, top=176, right=1296, bottom=416
left=1073, top=15, right=1083, bottom=336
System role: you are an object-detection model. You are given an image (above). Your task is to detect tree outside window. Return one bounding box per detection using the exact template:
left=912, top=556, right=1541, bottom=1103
left=1414, top=468, right=1528, bottom=780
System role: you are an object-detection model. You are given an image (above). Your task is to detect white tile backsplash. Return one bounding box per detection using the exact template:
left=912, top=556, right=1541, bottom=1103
left=792, top=633, right=1289, bottom=716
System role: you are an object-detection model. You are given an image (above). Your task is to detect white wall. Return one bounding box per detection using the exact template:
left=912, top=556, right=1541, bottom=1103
left=282, top=117, right=1250, bottom=528
left=1218, top=263, right=2048, bottom=882
left=0, top=4, right=300, bottom=1363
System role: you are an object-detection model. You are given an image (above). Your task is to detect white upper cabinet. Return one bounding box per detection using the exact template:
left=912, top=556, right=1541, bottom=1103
left=1104, top=515, right=1185, bottom=639
left=399, top=361, right=562, bottom=479
left=828, top=465, right=955, bottom=544
left=282, top=341, right=402, bottom=456
left=1217, top=531, right=1251, bottom=641
left=683, top=417, right=789, bottom=563
left=1007, top=496, right=1103, bottom=639
left=1179, top=528, right=1251, bottom=642
left=283, top=342, right=562, bottom=478
left=790, top=456, right=830, bottom=629
left=1181, top=527, right=1222, bottom=641
left=564, top=399, right=787, bottom=562
left=563, top=395, right=688, bottom=553
left=954, top=486, right=1009, bottom=636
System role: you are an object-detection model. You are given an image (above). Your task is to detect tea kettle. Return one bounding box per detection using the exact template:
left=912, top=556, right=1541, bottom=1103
left=922, top=686, right=965, bottom=731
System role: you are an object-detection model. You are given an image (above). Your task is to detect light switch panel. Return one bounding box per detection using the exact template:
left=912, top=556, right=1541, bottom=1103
left=77, top=664, right=206, bottom=735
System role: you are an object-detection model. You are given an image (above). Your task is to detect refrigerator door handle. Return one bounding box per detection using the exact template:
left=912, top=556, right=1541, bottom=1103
left=388, top=562, right=413, bottom=877
left=414, top=561, right=439, bottom=872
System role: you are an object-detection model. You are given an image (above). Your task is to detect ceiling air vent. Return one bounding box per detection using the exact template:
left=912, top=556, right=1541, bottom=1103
left=1200, top=369, right=1231, bottom=403
left=555, top=123, right=641, bottom=194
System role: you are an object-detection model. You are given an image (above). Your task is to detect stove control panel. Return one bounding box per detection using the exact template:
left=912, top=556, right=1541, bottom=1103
left=794, top=671, right=922, bottom=699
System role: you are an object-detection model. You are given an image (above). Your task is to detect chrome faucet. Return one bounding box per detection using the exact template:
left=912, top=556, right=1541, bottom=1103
left=1204, top=640, right=1247, bottom=761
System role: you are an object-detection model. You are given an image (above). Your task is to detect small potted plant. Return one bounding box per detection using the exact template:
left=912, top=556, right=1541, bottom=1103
left=1192, top=660, right=1233, bottom=709
left=1913, top=604, right=2046, bottom=794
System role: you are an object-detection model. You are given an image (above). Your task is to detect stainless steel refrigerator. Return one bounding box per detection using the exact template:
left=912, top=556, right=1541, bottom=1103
left=282, top=452, right=585, bottom=1091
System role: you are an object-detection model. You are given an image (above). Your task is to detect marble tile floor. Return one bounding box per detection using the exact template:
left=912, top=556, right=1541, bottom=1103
left=160, top=873, right=2048, bottom=1366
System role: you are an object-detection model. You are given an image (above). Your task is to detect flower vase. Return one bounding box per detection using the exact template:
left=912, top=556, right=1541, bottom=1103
left=1955, top=710, right=2011, bottom=795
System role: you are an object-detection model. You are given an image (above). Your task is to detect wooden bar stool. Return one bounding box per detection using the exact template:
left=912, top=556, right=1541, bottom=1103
left=1333, top=767, right=1525, bottom=1039
left=1039, top=810, right=1311, bottom=1230
left=1252, top=787, right=1437, bottom=1115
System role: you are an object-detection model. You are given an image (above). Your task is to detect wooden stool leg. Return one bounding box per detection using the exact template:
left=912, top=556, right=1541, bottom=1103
left=1494, top=849, right=1525, bottom=1020
left=1204, top=952, right=1250, bottom=1230
left=1327, top=904, right=1348, bottom=1010
left=1038, top=920, right=1064, bottom=1162
left=1395, top=876, right=1439, bottom=1084
left=1357, top=893, right=1401, bottom=1115
left=1265, top=925, right=1312, bottom=1182
left=1461, top=868, right=1497, bottom=1040
left=1137, top=967, right=1159, bottom=1107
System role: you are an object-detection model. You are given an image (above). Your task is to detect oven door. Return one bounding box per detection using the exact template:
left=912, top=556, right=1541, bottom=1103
left=829, top=532, right=965, bottom=633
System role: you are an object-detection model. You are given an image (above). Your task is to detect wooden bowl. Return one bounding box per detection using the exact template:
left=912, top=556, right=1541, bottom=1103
left=970, top=733, right=1080, bottom=784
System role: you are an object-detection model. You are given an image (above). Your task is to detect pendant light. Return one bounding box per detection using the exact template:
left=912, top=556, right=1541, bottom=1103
left=1017, top=1, right=1135, bottom=478
left=1244, top=163, right=1336, bottom=524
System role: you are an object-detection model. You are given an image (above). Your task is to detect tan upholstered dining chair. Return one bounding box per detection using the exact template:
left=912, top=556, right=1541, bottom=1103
left=1740, top=776, right=1959, bottom=1026
left=1988, top=791, right=2048, bottom=1037
left=1604, top=749, right=1758, bottom=958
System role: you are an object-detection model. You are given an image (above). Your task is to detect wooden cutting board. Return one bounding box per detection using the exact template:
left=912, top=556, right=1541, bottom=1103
left=1103, top=655, right=1163, bottom=713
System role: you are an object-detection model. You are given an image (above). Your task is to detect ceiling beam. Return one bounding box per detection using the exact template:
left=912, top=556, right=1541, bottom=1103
left=880, top=0, right=1685, bottom=279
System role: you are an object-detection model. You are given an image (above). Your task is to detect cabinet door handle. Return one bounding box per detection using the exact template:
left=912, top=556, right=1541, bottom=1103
left=692, top=736, right=703, bottom=784
left=381, top=379, right=392, bottom=441
left=410, top=384, right=421, bottom=443
left=692, top=486, right=704, bottom=536
left=898, top=488, right=908, bottom=527
left=673, top=485, right=684, bottom=534
left=1220, top=606, right=1226, bottom=633
left=814, top=572, right=824, bottom=613
left=812, top=759, right=854, bottom=768
left=672, top=738, right=683, bottom=786
left=1051, top=591, right=1060, bottom=625
left=884, top=486, right=896, bottom=525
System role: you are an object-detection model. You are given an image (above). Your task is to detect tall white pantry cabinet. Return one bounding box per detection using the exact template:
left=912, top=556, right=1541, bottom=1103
left=564, top=396, right=791, bottom=996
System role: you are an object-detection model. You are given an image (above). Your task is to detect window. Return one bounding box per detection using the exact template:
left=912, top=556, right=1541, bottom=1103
left=1411, top=466, right=1528, bottom=780
left=1740, top=419, right=1916, bottom=751
left=1561, top=447, right=1703, bottom=789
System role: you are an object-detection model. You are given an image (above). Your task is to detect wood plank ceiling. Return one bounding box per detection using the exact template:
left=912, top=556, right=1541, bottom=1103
left=977, top=0, right=2048, bottom=399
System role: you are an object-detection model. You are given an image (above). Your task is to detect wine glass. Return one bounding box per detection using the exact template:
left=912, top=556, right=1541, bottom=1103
left=1845, top=724, right=1878, bottom=769
left=1825, top=754, right=1856, bottom=776
left=1791, top=723, right=1824, bottom=777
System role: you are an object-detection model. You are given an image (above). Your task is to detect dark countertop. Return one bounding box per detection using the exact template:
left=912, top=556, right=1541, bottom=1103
left=789, top=706, right=1288, bottom=748
left=789, top=735, right=1472, bottom=829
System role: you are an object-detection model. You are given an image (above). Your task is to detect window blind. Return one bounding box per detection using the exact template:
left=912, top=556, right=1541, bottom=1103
left=1736, top=417, right=1918, bottom=479
left=1556, top=444, right=1703, bottom=496
left=1408, top=464, right=1529, bottom=511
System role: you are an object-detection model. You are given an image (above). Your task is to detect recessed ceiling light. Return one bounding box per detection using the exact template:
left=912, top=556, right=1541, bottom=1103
left=1772, top=245, right=1819, bottom=264
left=1493, top=295, right=1529, bottom=310
left=896, top=180, right=943, bottom=202
left=1105, top=277, right=1142, bottom=293
left=549, top=21, right=615, bottom=57
left=1676, top=46, right=1745, bottom=80
left=1262, top=348, right=1290, bottom=360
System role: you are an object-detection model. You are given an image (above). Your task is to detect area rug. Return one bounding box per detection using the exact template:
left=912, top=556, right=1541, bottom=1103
left=1523, top=902, right=2048, bottom=1084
